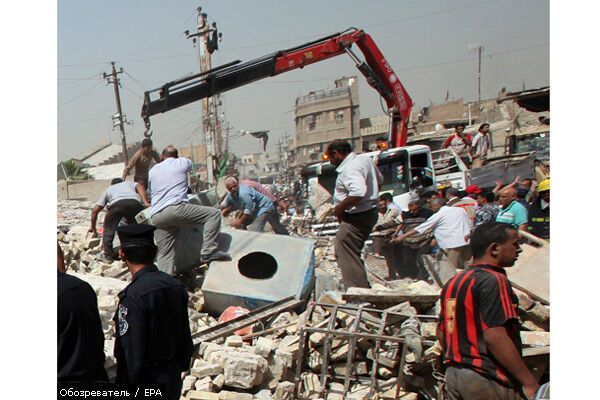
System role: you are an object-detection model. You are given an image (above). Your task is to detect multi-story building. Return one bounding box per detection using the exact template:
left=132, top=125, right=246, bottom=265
left=294, top=77, right=360, bottom=165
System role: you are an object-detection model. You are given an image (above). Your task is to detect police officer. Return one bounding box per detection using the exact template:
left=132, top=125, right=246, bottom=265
left=113, top=224, right=193, bottom=400
left=58, top=242, right=108, bottom=383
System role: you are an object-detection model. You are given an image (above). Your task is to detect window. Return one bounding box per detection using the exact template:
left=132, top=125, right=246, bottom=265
left=378, top=153, right=409, bottom=196
left=335, top=111, right=344, bottom=124
left=409, top=152, right=434, bottom=188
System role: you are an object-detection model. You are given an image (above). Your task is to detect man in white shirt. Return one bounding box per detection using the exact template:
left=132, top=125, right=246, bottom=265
left=89, top=178, right=150, bottom=262
left=149, top=146, right=229, bottom=275
left=394, top=198, right=472, bottom=271
left=327, top=140, right=383, bottom=289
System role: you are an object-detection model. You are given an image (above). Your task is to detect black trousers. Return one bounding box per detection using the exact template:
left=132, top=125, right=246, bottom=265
left=401, top=243, right=432, bottom=280
left=102, top=199, right=144, bottom=256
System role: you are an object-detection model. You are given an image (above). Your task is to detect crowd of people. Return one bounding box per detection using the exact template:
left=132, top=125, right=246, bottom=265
left=58, top=138, right=549, bottom=399
left=326, top=138, right=549, bottom=399
left=370, top=176, right=550, bottom=281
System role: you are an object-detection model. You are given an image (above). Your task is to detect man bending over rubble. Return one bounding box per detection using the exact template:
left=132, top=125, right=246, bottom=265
left=327, top=139, right=382, bottom=289
left=90, top=177, right=150, bottom=262
left=221, top=176, right=289, bottom=235
left=113, top=224, right=193, bottom=400
left=149, top=146, right=230, bottom=274
left=438, top=222, right=539, bottom=400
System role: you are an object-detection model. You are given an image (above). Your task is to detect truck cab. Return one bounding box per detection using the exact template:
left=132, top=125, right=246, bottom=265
left=300, top=145, right=435, bottom=211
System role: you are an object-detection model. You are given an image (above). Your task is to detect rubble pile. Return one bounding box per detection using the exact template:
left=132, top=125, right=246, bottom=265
left=57, top=200, right=549, bottom=399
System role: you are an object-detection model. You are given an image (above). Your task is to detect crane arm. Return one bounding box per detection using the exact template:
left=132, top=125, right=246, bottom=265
left=142, top=28, right=413, bottom=146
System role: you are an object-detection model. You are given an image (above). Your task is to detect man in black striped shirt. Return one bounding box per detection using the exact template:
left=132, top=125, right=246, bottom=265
left=438, top=222, right=539, bottom=399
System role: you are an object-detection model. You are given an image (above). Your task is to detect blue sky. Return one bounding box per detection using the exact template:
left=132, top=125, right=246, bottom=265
left=58, top=0, right=549, bottom=160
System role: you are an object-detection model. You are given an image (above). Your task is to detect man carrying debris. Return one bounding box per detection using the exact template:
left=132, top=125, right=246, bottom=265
left=58, top=243, right=108, bottom=383
left=149, top=146, right=230, bottom=274
left=371, top=193, right=403, bottom=280
left=113, top=224, right=193, bottom=400
left=393, top=198, right=472, bottom=270
left=327, top=139, right=382, bottom=289
left=496, top=186, right=529, bottom=232
left=90, top=177, right=150, bottom=262
left=438, top=222, right=540, bottom=399
left=122, top=138, right=160, bottom=188
left=391, top=200, right=434, bottom=279
left=221, top=176, right=289, bottom=235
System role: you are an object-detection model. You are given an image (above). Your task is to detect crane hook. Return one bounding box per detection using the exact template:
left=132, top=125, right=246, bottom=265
left=143, top=118, right=153, bottom=138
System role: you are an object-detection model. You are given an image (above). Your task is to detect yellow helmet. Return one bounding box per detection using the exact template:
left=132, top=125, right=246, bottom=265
left=537, top=178, right=550, bottom=192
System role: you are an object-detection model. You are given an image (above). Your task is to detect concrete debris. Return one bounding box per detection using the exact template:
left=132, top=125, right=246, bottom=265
left=57, top=198, right=549, bottom=399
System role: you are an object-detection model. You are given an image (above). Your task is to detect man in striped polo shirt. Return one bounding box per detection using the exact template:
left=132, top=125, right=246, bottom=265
left=438, top=222, right=539, bottom=400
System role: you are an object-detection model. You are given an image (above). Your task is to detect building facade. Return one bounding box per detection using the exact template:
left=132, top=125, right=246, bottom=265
left=294, top=77, right=360, bottom=165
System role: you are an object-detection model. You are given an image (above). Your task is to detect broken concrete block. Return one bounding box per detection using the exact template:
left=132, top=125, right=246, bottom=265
left=223, top=352, right=268, bottom=389
left=521, top=320, right=546, bottom=332
left=199, top=342, right=223, bottom=359
left=277, top=335, right=300, bottom=356
left=366, top=348, right=398, bottom=369
left=346, top=383, right=371, bottom=400
left=254, top=337, right=275, bottom=358
left=254, top=389, right=274, bottom=400
left=84, top=236, right=101, bottom=250
left=190, top=359, right=223, bottom=378
left=332, top=361, right=368, bottom=376
left=515, top=289, right=535, bottom=311
left=274, top=381, right=295, bottom=400
left=274, top=349, right=293, bottom=369
left=326, top=382, right=345, bottom=400
left=378, top=367, right=393, bottom=379
left=182, top=375, right=198, bottom=392
left=205, top=350, right=231, bottom=368
left=194, top=376, right=213, bottom=392
left=330, top=343, right=349, bottom=362
left=225, top=335, right=244, bottom=348
left=300, top=373, right=321, bottom=399
left=307, top=350, right=323, bottom=371
left=520, top=331, right=550, bottom=347
left=201, top=227, right=315, bottom=316
left=420, top=322, right=438, bottom=339
left=212, top=374, right=224, bottom=391
left=97, top=295, right=117, bottom=312
left=186, top=391, right=219, bottom=400
left=422, top=341, right=443, bottom=362
left=525, top=302, right=550, bottom=326
left=218, top=391, right=253, bottom=400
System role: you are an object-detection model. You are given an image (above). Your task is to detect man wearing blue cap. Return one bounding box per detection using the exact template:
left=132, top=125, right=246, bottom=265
left=113, top=224, right=193, bottom=400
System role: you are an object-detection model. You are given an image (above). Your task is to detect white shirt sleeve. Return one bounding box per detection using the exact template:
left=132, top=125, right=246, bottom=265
left=96, top=189, right=109, bottom=207
left=414, top=209, right=443, bottom=234
left=343, top=165, right=368, bottom=197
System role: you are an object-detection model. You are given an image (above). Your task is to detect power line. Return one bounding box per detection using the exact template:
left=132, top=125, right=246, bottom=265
left=59, top=80, right=105, bottom=107
left=58, top=116, right=108, bottom=126
left=221, top=0, right=496, bottom=52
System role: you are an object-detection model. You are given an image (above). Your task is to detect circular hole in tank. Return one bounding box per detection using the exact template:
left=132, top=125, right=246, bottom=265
left=238, top=252, right=278, bottom=280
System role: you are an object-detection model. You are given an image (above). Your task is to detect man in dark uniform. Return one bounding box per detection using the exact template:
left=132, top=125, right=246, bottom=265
left=528, top=179, right=549, bottom=239
left=113, top=224, right=193, bottom=400
left=58, top=242, right=108, bottom=383
left=438, top=223, right=539, bottom=400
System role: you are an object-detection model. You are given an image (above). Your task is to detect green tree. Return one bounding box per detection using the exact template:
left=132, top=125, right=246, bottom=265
left=61, top=159, right=90, bottom=181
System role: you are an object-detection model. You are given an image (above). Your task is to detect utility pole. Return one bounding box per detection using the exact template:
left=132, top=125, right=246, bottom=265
left=477, top=45, right=482, bottom=105
left=468, top=43, right=485, bottom=115
left=103, top=62, right=129, bottom=166
left=186, top=6, right=222, bottom=186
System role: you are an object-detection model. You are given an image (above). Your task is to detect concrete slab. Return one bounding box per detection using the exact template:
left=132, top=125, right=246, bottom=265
left=201, top=227, right=315, bottom=316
